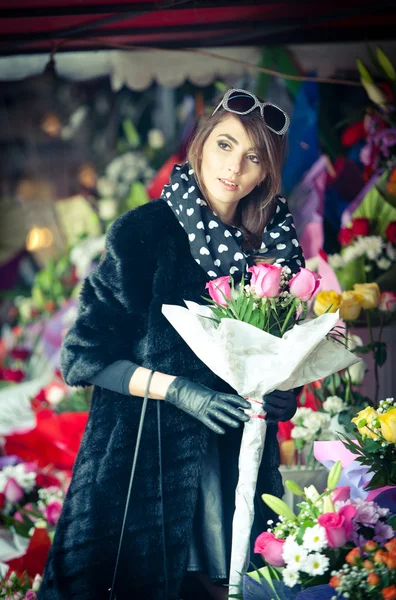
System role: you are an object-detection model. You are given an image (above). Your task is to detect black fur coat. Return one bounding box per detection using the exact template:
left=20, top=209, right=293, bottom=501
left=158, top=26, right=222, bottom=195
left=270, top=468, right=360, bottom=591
left=38, top=199, right=283, bottom=600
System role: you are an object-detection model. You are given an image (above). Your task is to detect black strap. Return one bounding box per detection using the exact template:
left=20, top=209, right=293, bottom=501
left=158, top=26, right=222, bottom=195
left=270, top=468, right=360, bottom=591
left=109, top=370, right=155, bottom=600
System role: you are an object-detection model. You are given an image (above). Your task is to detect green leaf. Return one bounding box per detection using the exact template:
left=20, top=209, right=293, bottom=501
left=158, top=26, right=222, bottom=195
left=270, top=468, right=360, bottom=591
left=373, top=341, right=387, bottom=367
left=356, top=58, right=374, bottom=82
left=243, top=295, right=255, bottom=324
left=285, top=480, right=304, bottom=496
left=376, top=46, right=396, bottom=81
left=261, top=494, right=297, bottom=520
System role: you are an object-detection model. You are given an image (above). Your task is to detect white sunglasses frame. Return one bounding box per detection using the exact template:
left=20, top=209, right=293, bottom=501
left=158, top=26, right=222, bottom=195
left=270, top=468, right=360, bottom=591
left=212, top=88, right=290, bottom=136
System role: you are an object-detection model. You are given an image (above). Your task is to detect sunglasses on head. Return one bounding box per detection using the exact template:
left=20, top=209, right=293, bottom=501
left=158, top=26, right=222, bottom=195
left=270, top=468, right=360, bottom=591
left=212, top=88, right=290, bottom=136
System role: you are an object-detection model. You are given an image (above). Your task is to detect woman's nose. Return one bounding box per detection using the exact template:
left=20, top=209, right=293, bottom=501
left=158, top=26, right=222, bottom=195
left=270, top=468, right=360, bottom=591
left=228, top=157, right=243, bottom=175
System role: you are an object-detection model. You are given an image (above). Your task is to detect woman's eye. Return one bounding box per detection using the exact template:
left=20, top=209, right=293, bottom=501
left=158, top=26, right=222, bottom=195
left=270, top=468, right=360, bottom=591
left=248, top=155, right=259, bottom=164
left=218, top=141, right=230, bottom=150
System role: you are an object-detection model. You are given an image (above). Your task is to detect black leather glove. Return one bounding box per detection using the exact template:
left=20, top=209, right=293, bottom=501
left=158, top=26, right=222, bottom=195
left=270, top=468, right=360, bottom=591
left=165, top=377, right=251, bottom=435
left=263, top=389, right=297, bottom=424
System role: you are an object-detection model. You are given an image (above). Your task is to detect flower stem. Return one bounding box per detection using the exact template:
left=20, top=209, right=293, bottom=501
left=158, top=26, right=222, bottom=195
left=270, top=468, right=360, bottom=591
left=366, top=310, right=380, bottom=408
left=280, top=300, right=297, bottom=337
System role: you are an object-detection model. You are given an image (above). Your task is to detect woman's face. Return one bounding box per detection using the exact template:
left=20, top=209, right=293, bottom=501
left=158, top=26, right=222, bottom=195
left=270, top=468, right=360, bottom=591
left=200, top=114, right=264, bottom=216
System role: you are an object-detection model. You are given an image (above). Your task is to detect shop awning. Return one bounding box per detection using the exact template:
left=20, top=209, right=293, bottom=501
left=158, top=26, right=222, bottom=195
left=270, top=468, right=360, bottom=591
left=0, top=0, right=395, bottom=57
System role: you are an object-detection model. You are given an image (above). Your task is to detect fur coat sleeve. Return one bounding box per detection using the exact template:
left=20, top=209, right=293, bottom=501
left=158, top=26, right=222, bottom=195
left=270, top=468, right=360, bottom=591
left=61, top=207, right=158, bottom=387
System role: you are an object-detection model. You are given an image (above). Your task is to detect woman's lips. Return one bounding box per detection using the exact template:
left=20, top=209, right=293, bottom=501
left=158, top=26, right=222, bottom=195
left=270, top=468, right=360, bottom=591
left=218, top=178, right=239, bottom=191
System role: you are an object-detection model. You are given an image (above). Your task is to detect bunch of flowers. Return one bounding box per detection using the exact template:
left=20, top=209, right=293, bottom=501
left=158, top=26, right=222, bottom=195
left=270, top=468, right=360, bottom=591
left=328, top=217, right=396, bottom=279
left=253, top=462, right=395, bottom=591
left=0, top=572, right=41, bottom=600
left=313, top=282, right=396, bottom=322
left=329, top=538, right=396, bottom=600
left=289, top=402, right=347, bottom=467
left=205, top=264, right=321, bottom=337
left=341, top=398, right=396, bottom=490
left=0, top=456, right=66, bottom=535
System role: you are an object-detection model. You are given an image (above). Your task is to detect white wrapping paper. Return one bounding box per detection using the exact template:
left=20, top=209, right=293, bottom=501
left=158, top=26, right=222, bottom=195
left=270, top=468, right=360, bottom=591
left=161, top=304, right=360, bottom=596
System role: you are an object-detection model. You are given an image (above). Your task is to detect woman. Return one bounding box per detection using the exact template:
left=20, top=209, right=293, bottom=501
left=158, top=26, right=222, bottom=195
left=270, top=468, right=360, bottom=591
left=39, top=89, right=304, bottom=600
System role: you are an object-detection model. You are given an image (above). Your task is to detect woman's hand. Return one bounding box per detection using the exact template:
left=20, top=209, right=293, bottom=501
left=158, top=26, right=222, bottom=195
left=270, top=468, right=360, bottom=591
left=165, top=377, right=250, bottom=434
left=263, top=389, right=297, bottom=424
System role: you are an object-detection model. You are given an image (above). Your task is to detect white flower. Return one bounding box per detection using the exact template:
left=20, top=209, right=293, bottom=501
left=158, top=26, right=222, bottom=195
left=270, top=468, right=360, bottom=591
left=328, top=253, right=345, bottom=269
left=283, top=567, right=300, bottom=587
left=377, top=257, right=392, bottom=270
left=303, top=552, right=330, bottom=576
left=323, top=396, right=346, bottom=415
left=0, top=464, right=36, bottom=494
left=98, top=198, right=118, bottom=221
left=96, top=177, right=116, bottom=198
left=302, top=525, right=328, bottom=552
left=291, top=426, right=313, bottom=442
left=346, top=360, right=366, bottom=385
left=147, top=128, right=165, bottom=149
left=304, top=411, right=330, bottom=432
left=345, top=333, right=363, bottom=352
left=283, top=538, right=308, bottom=570
left=361, top=235, right=384, bottom=260
left=304, top=485, right=320, bottom=503
left=291, top=407, right=315, bottom=424
left=46, top=385, right=66, bottom=406
left=386, top=242, right=396, bottom=261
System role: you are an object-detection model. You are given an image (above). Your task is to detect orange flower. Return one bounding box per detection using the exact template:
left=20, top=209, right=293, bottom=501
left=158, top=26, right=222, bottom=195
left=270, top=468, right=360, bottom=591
left=387, top=556, right=396, bottom=569
left=385, top=539, right=396, bottom=552
left=363, top=559, right=374, bottom=570
left=346, top=547, right=362, bottom=565
left=382, top=585, right=396, bottom=600
left=367, top=572, right=380, bottom=586
left=374, top=550, right=389, bottom=564
left=329, top=575, right=342, bottom=588
left=364, top=540, right=378, bottom=552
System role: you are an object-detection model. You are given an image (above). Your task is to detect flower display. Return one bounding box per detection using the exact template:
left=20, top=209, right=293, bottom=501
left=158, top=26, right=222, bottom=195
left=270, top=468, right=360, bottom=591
left=342, top=398, right=396, bottom=489
left=253, top=462, right=395, bottom=593
left=0, top=572, right=41, bottom=600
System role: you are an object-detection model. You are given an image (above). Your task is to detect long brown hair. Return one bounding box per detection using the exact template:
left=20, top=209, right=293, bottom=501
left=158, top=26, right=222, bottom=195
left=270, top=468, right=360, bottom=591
left=187, top=104, right=287, bottom=251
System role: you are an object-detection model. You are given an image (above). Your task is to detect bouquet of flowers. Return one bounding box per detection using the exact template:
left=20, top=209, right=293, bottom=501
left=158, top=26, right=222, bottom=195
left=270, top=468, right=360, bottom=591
left=0, top=456, right=66, bottom=535
left=251, top=462, right=395, bottom=595
left=327, top=217, right=396, bottom=292
left=162, top=263, right=360, bottom=593
left=340, top=398, right=396, bottom=490
left=0, top=572, right=41, bottom=600
left=329, top=538, right=396, bottom=600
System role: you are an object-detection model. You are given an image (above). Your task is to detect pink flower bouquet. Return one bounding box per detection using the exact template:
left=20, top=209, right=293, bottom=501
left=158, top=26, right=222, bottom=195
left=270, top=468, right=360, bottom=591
left=162, top=264, right=360, bottom=592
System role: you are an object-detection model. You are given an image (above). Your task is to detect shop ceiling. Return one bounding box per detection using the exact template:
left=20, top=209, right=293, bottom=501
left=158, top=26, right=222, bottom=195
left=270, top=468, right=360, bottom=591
left=0, top=0, right=396, bottom=57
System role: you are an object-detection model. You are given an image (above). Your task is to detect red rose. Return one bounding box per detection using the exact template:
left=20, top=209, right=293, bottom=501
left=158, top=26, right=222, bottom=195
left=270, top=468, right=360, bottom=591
left=338, top=228, right=355, bottom=247
left=36, top=472, right=61, bottom=488
left=2, top=368, right=25, bottom=382
left=341, top=121, right=366, bottom=147
left=10, top=347, right=31, bottom=360
left=351, top=217, right=370, bottom=237
left=0, top=492, right=4, bottom=509
left=386, top=221, right=396, bottom=244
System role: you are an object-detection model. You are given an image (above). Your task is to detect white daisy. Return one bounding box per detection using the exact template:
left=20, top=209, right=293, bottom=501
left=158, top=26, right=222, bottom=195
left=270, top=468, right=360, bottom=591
left=302, top=525, right=328, bottom=552
left=303, top=552, right=330, bottom=576
left=282, top=537, right=308, bottom=570
left=283, top=567, right=300, bottom=587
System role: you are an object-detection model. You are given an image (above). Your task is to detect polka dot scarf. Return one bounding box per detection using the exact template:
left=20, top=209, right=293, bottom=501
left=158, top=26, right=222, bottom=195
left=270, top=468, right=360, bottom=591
left=161, top=162, right=304, bottom=279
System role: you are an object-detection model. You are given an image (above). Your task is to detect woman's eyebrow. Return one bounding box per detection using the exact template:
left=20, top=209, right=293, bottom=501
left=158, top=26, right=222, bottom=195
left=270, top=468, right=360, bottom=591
left=217, top=133, right=256, bottom=152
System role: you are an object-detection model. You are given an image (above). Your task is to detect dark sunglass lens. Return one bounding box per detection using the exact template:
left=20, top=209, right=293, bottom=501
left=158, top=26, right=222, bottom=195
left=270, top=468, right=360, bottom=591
left=227, top=91, right=256, bottom=113
left=262, top=104, right=286, bottom=132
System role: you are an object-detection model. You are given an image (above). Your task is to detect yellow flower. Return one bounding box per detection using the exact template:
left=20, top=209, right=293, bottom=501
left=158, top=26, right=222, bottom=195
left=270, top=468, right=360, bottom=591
left=313, top=291, right=342, bottom=316
left=378, top=408, right=396, bottom=443
left=339, top=291, right=364, bottom=321
left=351, top=406, right=379, bottom=439
left=353, top=283, right=381, bottom=309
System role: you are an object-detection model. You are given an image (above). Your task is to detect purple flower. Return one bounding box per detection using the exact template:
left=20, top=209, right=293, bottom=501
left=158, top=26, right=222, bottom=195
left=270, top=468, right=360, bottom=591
left=353, top=500, right=379, bottom=526
left=374, top=521, right=394, bottom=544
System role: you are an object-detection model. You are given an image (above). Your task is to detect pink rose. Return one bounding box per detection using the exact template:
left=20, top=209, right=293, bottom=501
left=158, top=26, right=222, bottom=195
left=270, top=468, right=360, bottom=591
left=13, top=503, right=38, bottom=524
left=44, top=500, right=63, bottom=525
left=318, top=505, right=357, bottom=548
left=248, top=264, right=281, bottom=298
left=4, top=477, right=24, bottom=504
left=254, top=531, right=285, bottom=567
left=25, top=591, right=37, bottom=600
left=289, top=268, right=321, bottom=301
left=206, top=276, right=231, bottom=306
left=379, top=291, right=396, bottom=313
left=331, top=486, right=351, bottom=503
